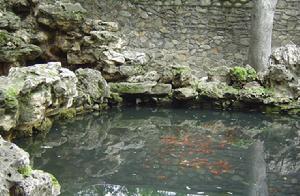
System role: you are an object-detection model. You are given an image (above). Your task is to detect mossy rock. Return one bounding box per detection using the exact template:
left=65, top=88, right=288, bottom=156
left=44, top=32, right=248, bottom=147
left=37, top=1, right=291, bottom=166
left=110, top=92, right=123, bottom=103
left=18, top=165, right=32, bottom=177
left=49, top=174, right=61, bottom=189
left=229, top=66, right=257, bottom=88
left=59, top=108, right=77, bottom=119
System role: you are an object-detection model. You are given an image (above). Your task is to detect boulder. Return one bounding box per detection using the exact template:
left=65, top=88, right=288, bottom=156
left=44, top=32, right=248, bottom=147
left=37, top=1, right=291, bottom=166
left=122, top=51, right=149, bottom=65
left=0, top=30, right=42, bottom=65
left=109, top=82, right=157, bottom=94
left=0, top=136, right=60, bottom=196
left=174, top=87, right=198, bottom=100
left=0, top=11, right=21, bottom=31
left=36, top=1, right=87, bottom=31
left=171, top=65, right=194, bottom=88
left=0, top=62, right=78, bottom=135
left=150, top=84, right=172, bottom=95
left=264, top=44, right=300, bottom=99
left=75, top=68, right=110, bottom=105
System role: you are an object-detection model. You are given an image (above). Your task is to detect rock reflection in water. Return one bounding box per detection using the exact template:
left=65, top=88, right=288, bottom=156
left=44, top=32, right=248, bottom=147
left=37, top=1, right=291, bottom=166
left=16, top=107, right=300, bottom=195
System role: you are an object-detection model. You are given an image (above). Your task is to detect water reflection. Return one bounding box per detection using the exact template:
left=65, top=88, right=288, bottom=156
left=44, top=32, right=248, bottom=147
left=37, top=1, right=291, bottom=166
left=16, top=107, right=300, bottom=196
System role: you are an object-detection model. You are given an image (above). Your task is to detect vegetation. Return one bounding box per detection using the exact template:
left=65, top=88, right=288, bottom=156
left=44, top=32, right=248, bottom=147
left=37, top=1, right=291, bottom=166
left=18, top=165, right=32, bottom=177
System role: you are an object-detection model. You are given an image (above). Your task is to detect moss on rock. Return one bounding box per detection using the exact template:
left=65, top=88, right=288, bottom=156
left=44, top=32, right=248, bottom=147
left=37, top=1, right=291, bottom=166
left=229, top=66, right=257, bottom=87
left=18, top=165, right=32, bottom=177
left=60, top=108, right=77, bottom=120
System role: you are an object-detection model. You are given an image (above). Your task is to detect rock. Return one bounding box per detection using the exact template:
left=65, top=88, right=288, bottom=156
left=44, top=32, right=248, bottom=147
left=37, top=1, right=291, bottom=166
left=174, top=87, right=198, bottom=100
left=75, top=68, right=110, bottom=105
left=36, top=1, right=87, bottom=31
left=0, top=30, right=42, bottom=65
left=171, top=65, right=194, bottom=88
left=90, top=31, right=119, bottom=45
left=122, top=51, right=149, bottom=65
left=229, top=65, right=257, bottom=88
left=103, top=49, right=125, bottom=65
left=197, top=81, right=238, bottom=99
left=207, top=66, right=230, bottom=83
left=265, top=64, right=294, bottom=82
left=0, top=11, right=21, bottom=31
left=144, top=71, right=160, bottom=81
left=150, top=84, right=172, bottom=95
left=0, top=136, right=60, bottom=195
left=264, top=44, right=300, bottom=99
left=119, top=65, right=144, bottom=78
left=0, top=62, right=78, bottom=135
left=270, top=44, right=300, bottom=68
left=109, top=82, right=157, bottom=94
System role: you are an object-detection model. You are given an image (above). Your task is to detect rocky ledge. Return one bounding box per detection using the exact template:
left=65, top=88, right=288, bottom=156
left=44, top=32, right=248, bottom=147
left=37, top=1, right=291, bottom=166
left=0, top=45, right=299, bottom=140
left=108, top=44, right=300, bottom=115
left=0, top=62, right=110, bottom=138
left=0, top=135, right=60, bottom=195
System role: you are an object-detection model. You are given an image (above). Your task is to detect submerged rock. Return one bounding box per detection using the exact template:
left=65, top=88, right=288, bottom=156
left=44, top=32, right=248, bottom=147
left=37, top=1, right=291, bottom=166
left=0, top=135, right=60, bottom=195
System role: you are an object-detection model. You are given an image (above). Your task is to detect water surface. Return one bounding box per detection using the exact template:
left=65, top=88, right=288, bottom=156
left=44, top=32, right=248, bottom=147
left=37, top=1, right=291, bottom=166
left=16, top=107, right=300, bottom=196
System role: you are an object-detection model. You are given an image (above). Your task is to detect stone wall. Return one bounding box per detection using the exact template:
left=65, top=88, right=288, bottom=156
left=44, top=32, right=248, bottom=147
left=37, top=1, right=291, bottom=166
left=83, top=0, right=300, bottom=76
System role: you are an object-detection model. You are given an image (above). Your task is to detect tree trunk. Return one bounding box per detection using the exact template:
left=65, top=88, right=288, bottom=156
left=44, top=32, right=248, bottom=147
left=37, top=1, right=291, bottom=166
left=248, top=0, right=278, bottom=72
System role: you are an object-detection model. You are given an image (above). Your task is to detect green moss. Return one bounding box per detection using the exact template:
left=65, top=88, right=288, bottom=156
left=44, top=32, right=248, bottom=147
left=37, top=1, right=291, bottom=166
left=241, top=87, right=273, bottom=97
left=171, top=65, right=191, bottom=76
left=230, top=66, right=257, bottom=85
left=60, top=108, right=76, bottom=119
left=264, top=105, right=282, bottom=114
left=49, top=174, right=60, bottom=188
left=4, top=87, right=19, bottom=109
left=198, top=81, right=238, bottom=99
left=0, top=31, right=8, bottom=46
left=18, top=165, right=32, bottom=177
left=35, top=118, right=53, bottom=132
left=110, top=92, right=123, bottom=103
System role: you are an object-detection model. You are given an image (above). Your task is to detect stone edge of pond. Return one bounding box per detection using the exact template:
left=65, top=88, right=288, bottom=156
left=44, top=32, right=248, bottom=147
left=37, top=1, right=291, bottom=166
left=0, top=135, right=60, bottom=195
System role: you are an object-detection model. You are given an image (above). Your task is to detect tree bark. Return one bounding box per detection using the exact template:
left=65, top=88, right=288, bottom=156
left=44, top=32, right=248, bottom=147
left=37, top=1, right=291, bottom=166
left=248, top=0, right=278, bottom=72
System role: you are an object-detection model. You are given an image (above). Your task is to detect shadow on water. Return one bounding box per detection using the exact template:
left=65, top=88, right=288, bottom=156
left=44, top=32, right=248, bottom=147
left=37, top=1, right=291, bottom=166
left=15, top=107, right=300, bottom=196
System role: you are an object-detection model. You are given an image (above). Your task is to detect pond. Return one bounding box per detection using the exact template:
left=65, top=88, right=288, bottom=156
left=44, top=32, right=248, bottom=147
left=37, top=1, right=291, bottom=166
left=16, top=107, right=300, bottom=196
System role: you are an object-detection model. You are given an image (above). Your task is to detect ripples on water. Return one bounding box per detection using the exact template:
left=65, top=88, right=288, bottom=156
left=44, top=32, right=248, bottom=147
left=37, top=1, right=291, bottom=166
left=16, top=107, right=300, bottom=196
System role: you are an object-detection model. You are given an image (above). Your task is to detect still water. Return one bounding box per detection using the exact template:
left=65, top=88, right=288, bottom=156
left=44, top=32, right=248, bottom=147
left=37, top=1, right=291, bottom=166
left=16, top=107, right=300, bottom=196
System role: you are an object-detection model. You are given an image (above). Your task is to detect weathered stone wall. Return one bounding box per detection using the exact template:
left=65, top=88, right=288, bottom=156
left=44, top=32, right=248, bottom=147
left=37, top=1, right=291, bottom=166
left=85, top=0, right=300, bottom=76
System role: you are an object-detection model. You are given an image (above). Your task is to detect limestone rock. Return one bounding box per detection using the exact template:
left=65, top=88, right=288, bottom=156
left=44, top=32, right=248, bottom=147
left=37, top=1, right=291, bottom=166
left=119, top=65, right=144, bottom=78
left=0, top=136, right=60, bottom=196
left=75, top=68, right=110, bottom=105
left=150, top=84, right=172, bottom=95
left=197, top=81, right=238, bottom=99
left=110, top=82, right=157, bottom=94
left=36, top=1, right=87, bottom=31
left=171, top=65, right=194, bottom=88
left=264, top=44, right=300, bottom=99
left=144, top=71, right=160, bottom=82
left=270, top=44, right=300, bottom=68
left=0, top=30, right=42, bottom=65
left=207, top=66, right=230, bottom=83
left=0, top=62, right=78, bottom=135
left=103, top=50, right=125, bottom=65
left=0, top=11, right=21, bottom=31
left=174, top=87, right=198, bottom=100
left=122, top=51, right=149, bottom=65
